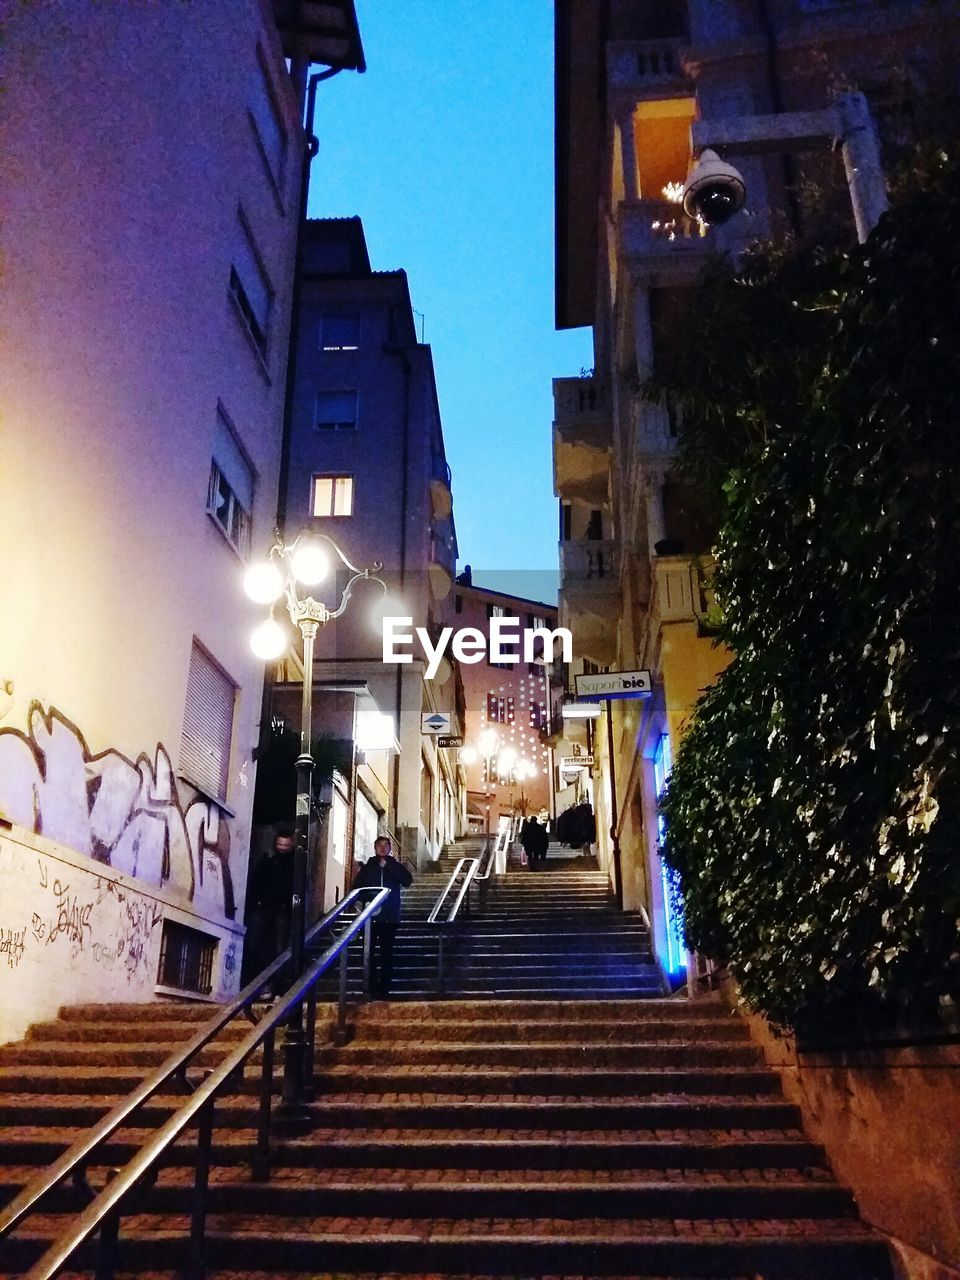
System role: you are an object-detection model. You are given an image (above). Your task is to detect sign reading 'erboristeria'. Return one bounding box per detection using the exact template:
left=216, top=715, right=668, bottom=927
left=382, top=616, right=573, bottom=680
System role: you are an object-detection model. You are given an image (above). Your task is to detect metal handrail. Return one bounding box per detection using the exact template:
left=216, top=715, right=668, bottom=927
left=471, top=834, right=498, bottom=909
left=427, top=855, right=483, bottom=992
left=6, top=886, right=389, bottom=1280
left=427, top=856, right=479, bottom=925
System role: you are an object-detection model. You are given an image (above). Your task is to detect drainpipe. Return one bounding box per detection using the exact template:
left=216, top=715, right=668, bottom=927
left=383, top=339, right=414, bottom=845
left=276, top=64, right=345, bottom=533
left=755, top=0, right=800, bottom=233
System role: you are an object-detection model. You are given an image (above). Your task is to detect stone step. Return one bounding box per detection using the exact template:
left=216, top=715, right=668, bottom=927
left=312, top=1064, right=783, bottom=1095
left=0, top=1173, right=856, bottom=1220
left=0, top=1126, right=827, bottom=1173
left=55, top=1002, right=215, bottom=1023
left=0, top=1215, right=892, bottom=1278
left=0, top=1042, right=243, bottom=1069
left=0, top=1090, right=803, bottom=1131
left=312, top=1043, right=762, bottom=1068
left=347, top=997, right=728, bottom=1021
left=336, top=1018, right=751, bottom=1043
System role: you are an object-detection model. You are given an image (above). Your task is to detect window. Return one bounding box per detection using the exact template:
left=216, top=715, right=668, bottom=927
left=321, top=314, right=360, bottom=351
left=157, top=919, right=216, bottom=995
left=316, top=389, right=358, bottom=431
left=486, top=692, right=504, bottom=723
left=312, top=474, right=354, bottom=517
left=249, top=48, right=287, bottom=191
left=180, top=641, right=236, bottom=804
left=230, top=211, right=272, bottom=358
left=454, top=594, right=463, bottom=614
left=207, top=406, right=254, bottom=556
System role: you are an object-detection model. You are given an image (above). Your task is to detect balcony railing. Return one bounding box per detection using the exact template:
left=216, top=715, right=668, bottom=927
left=554, top=375, right=606, bottom=420
left=608, top=39, right=689, bottom=93
left=560, top=538, right=619, bottom=589
left=650, top=554, right=720, bottom=628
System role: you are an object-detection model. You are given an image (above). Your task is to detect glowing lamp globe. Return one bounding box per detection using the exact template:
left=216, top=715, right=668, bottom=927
left=371, top=594, right=407, bottom=635
left=243, top=560, right=284, bottom=604
left=497, top=747, right=518, bottom=775
left=458, top=745, right=479, bottom=766
left=290, top=538, right=330, bottom=586
left=250, top=618, right=288, bottom=660
left=477, top=728, right=499, bottom=757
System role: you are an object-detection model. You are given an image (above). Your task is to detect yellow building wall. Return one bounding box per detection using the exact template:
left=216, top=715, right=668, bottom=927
left=660, top=622, right=732, bottom=749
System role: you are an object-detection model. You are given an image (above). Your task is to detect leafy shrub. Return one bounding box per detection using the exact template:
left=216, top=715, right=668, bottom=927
left=659, top=156, right=960, bottom=1036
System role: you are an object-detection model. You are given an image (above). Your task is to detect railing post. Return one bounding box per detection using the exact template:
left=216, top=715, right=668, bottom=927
left=335, top=941, right=350, bottom=1042
left=187, top=1097, right=215, bottom=1280
left=94, top=1169, right=121, bottom=1280
left=362, top=916, right=372, bottom=998
left=305, top=984, right=318, bottom=1102
left=253, top=1026, right=275, bottom=1181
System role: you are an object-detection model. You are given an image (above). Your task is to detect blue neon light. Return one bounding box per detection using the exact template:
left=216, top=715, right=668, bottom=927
left=653, top=732, right=686, bottom=974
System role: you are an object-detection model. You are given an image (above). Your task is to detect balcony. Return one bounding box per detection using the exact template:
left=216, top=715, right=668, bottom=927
left=608, top=39, right=689, bottom=97
left=650, top=554, right=720, bottom=630
left=428, top=530, right=454, bottom=600
left=619, top=200, right=712, bottom=286
left=560, top=538, right=619, bottom=612
left=553, top=377, right=612, bottom=504
left=430, top=455, right=453, bottom=521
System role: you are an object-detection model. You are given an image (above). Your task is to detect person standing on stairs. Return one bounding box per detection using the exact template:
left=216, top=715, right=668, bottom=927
left=351, top=835, right=413, bottom=997
left=521, top=815, right=549, bottom=869
left=244, top=825, right=295, bottom=995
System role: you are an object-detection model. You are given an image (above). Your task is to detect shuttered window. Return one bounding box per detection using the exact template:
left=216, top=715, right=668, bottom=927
left=180, top=641, right=236, bottom=804
left=230, top=211, right=272, bottom=357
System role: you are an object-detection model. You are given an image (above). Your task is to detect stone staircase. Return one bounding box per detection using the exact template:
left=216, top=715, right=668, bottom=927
left=0, top=997, right=892, bottom=1277
left=319, top=837, right=661, bottom=999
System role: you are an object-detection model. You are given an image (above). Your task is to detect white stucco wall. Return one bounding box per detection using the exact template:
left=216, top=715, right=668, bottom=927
left=0, top=0, right=302, bottom=1011
left=0, top=823, right=243, bottom=1046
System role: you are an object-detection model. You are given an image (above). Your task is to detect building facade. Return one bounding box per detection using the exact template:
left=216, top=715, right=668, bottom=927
left=256, top=217, right=464, bottom=910
left=0, top=0, right=362, bottom=1041
left=554, top=0, right=960, bottom=978
left=452, top=575, right=560, bottom=837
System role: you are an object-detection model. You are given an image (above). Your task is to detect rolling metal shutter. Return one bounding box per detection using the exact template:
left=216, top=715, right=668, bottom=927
left=180, top=641, right=236, bottom=804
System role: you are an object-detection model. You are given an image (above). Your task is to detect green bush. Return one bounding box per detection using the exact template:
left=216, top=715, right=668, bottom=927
left=659, top=156, right=960, bottom=1036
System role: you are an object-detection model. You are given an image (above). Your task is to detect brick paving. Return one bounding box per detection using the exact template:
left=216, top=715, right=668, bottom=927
left=0, top=860, right=893, bottom=1277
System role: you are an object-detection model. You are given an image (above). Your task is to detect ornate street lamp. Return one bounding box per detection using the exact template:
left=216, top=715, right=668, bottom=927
left=244, top=528, right=389, bottom=1120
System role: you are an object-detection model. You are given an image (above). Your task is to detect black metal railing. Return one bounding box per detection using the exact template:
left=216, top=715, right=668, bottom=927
left=427, top=837, right=497, bottom=990
left=1, top=885, right=389, bottom=1280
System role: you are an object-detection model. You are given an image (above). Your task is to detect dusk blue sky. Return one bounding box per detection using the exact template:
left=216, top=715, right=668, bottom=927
left=307, top=2, right=594, bottom=603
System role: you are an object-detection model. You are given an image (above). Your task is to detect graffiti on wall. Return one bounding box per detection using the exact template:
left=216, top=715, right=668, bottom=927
left=0, top=856, right=164, bottom=982
left=0, top=704, right=235, bottom=919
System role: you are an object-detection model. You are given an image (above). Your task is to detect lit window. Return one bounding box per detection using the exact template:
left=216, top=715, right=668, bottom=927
left=321, top=314, right=361, bottom=351
left=249, top=49, right=287, bottom=190
left=207, top=406, right=254, bottom=556
left=312, top=474, right=354, bottom=517
left=316, top=389, right=358, bottom=431
left=230, top=211, right=272, bottom=358
left=180, top=641, right=236, bottom=804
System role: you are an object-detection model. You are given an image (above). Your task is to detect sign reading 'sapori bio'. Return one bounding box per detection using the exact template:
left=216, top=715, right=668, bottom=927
left=574, top=669, right=652, bottom=701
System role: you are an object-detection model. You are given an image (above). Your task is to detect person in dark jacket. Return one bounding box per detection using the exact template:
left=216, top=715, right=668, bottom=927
left=244, top=825, right=295, bottom=994
left=351, top=835, right=413, bottom=997
left=521, top=816, right=549, bottom=869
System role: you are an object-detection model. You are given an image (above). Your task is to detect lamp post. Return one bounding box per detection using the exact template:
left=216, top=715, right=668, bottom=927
left=244, top=528, right=388, bottom=1122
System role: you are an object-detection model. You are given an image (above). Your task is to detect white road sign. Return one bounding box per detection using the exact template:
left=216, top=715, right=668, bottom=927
left=421, top=712, right=452, bottom=734
left=574, top=669, right=652, bottom=701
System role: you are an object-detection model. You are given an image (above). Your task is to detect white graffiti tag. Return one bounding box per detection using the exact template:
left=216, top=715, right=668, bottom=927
left=0, top=705, right=235, bottom=918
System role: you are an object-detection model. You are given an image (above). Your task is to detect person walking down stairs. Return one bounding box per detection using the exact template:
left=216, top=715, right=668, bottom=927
left=519, top=815, right=549, bottom=869
left=350, top=835, right=412, bottom=998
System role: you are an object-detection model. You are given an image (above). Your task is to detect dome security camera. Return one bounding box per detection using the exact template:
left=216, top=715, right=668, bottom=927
left=681, top=149, right=747, bottom=225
